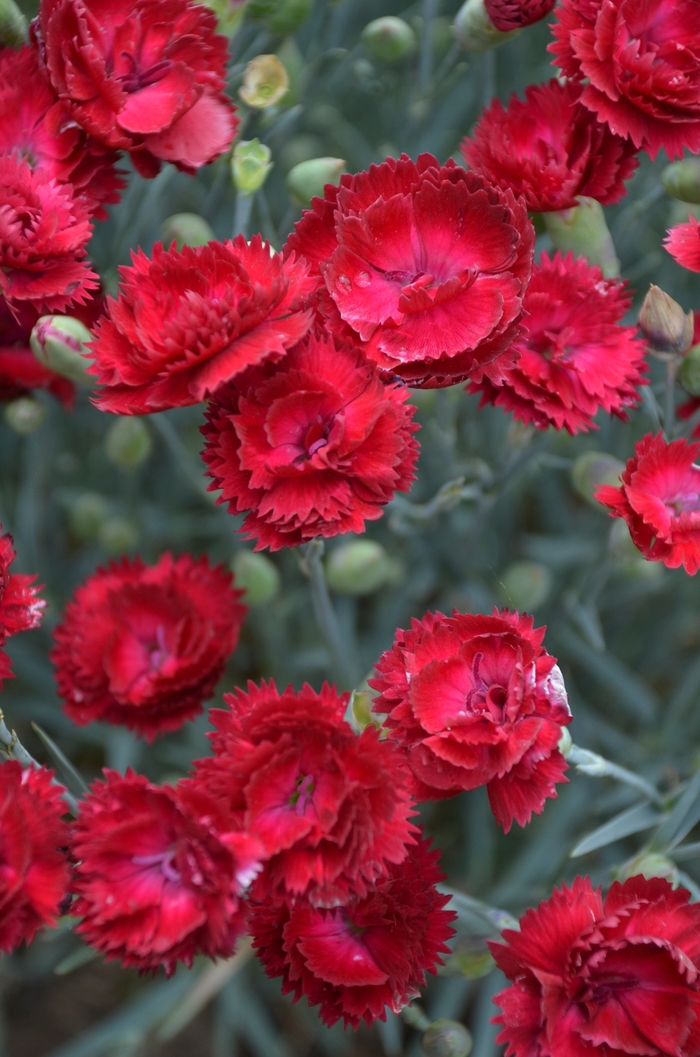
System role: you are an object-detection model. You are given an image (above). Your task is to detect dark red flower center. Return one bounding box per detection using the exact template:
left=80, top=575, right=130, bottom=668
left=289, top=774, right=315, bottom=814
left=118, top=53, right=173, bottom=94
left=465, top=653, right=508, bottom=721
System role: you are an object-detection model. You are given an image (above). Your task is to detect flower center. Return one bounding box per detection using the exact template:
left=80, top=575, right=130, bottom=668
left=289, top=774, right=315, bottom=814
left=665, top=489, right=700, bottom=517
left=119, top=53, right=173, bottom=94
left=464, top=653, right=508, bottom=721
left=132, top=848, right=180, bottom=883
left=147, top=624, right=170, bottom=671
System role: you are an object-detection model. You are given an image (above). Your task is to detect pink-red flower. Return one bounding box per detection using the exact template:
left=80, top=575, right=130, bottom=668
left=485, top=0, right=556, bottom=31
left=70, top=771, right=252, bottom=974
left=370, top=608, right=571, bottom=831
left=491, top=875, right=700, bottom=1057
left=550, top=0, right=700, bottom=160
left=250, top=836, right=455, bottom=1028
left=666, top=215, right=700, bottom=273
left=36, top=0, right=238, bottom=176
left=0, top=154, right=98, bottom=314
left=192, top=680, right=417, bottom=904
left=89, top=237, right=314, bottom=414
left=201, top=334, right=419, bottom=551
left=468, top=252, right=647, bottom=434
left=0, top=45, right=123, bottom=221
left=0, top=762, right=69, bottom=953
left=0, top=527, right=45, bottom=687
left=596, top=432, right=700, bottom=575
left=461, top=79, right=638, bottom=213
left=51, top=553, right=246, bottom=740
left=284, top=154, right=535, bottom=389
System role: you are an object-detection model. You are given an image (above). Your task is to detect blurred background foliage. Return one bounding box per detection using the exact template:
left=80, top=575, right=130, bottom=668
left=3, top=0, right=700, bottom=1054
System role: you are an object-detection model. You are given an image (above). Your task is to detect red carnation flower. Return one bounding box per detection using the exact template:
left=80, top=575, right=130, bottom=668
left=89, top=237, right=314, bottom=414
left=370, top=608, right=571, bottom=831
left=0, top=154, right=98, bottom=314
left=250, top=836, right=455, bottom=1028
left=284, top=154, right=535, bottom=389
left=666, top=215, right=700, bottom=273
left=201, top=334, right=419, bottom=551
left=596, top=432, right=700, bottom=575
left=550, top=0, right=700, bottom=160
left=51, top=552, right=246, bottom=740
left=36, top=0, right=238, bottom=176
left=485, top=0, right=556, bottom=31
left=192, top=679, right=417, bottom=904
left=491, top=875, right=700, bottom=1057
left=0, top=527, right=45, bottom=687
left=0, top=762, right=69, bottom=953
left=461, top=79, right=638, bottom=213
left=0, top=45, right=123, bottom=221
left=468, top=252, right=646, bottom=434
left=71, top=771, right=251, bottom=974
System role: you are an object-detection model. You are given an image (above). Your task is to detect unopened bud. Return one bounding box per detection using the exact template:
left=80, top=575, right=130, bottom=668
left=422, top=1020, right=473, bottom=1057
left=557, top=727, right=573, bottom=757
left=0, top=0, right=27, bottom=46
left=287, top=157, right=344, bottom=206
left=247, top=0, right=312, bottom=34
left=105, top=417, right=152, bottom=469
left=4, top=397, right=45, bottom=434
left=617, top=854, right=679, bottom=886
left=500, top=560, right=552, bottom=611
left=30, top=315, right=93, bottom=386
left=362, top=17, right=417, bottom=63
left=662, top=158, right=700, bottom=206
left=679, top=344, right=700, bottom=395
left=639, top=285, right=694, bottom=356
left=326, top=540, right=401, bottom=596
left=453, top=0, right=519, bottom=52
left=201, top=0, right=247, bottom=35
left=232, top=139, right=273, bottom=195
left=160, top=213, right=214, bottom=250
left=608, top=520, right=664, bottom=580
left=543, top=197, right=619, bottom=277
left=445, top=937, right=496, bottom=979
left=349, top=689, right=374, bottom=731
left=99, top=516, right=138, bottom=553
left=571, top=451, right=624, bottom=507
left=69, top=492, right=109, bottom=541
left=231, top=550, right=280, bottom=605
left=239, top=55, right=289, bottom=109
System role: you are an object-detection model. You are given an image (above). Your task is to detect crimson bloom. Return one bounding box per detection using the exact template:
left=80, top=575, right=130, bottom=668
left=596, top=433, right=700, bottom=575
left=468, top=252, right=646, bottom=434
left=666, top=215, right=700, bottom=273
left=89, top=237, right=314, bottom=414
left=461, top=79, right=638, bottom=213
left=36, top=0, right=238, bottom=176
left=284, top=154, right=535, bottom=389
left=485, top=0, right=556, bottom=30
left=201, top=334, right=419, bottom=551
left=250, top=836, right=455, bottom=1028
left=370, top=608, right=571, bottom=831
left=71, top=771, right=252, bottom=974
left=550, top=0, right=700, bottom=160
left=0, top=762, right=69, bottom=953
left=0, top=527, right=45, bottom=687
left=491, top=875, right=700, bottom=1057
left=192, top=680, right=417, bottom=904
left=51, top=553, right=246, bottom=740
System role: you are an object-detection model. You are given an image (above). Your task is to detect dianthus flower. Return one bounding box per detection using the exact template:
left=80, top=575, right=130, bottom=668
left=550, top=0, right=700, bottom=160
left=201, top=334, right=419, bottom=551
left=0, top=155, right=97, bottom=314
left=491, top=875, right=700, bottom=1057
left=51, top=553, right=246, bottom=740
left=370, top=608, right=571, bottom=831
left=468, top=252, right=646, bottom=434
left=250, top=836, right=455, bottom=1028
left=89, top=237, right=314, bottom=414
left=192, top=680, right=417, bottom=904
left=666, top=215, right=700, bottom=274
left=0, top=45, right=123, bottom=221
left=0, top=762, right=69, bottom=953
left=284, top=154, right=535, bottom=389
left=35, top=0, right=238, bottom=176
left=461, top=79, right=638, bottom=213
left=71, top=771, right=253, bottom=974
left=0, top=297, right=74, bottom=407
left=484, top=0, right=556, bottom=32
left=596, top=433, right=700, bottom=575
left=0, top=527, right=45, bottom=687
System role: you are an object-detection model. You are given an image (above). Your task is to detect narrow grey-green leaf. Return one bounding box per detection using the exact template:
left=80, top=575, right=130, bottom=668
left=571, top=802, right=665, bottom=857
left=32, top=723, right=89, bottom=796
left=654, top=768, right=700, bottom=850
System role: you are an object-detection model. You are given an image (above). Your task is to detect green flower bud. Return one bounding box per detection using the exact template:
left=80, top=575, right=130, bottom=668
left=326, top=540, right=401, bottom=596
left=0, top=0, right=27, bottom=47
left=200, top=0, right=247, bottom=35
left=638, top=285, right=694, bottom=357
left=30, top=315, right=94, bottom=386
left=617, top=853, right=679, bottom=886
left=422, top=1020, right=473, bottom=1057
left=571, top=451, right=624, bottom=508
left=231, top=550, right=280, bottom=606
left=68, top=492, right=109, bottom=541
left=446, top=946, right=496, bottom=979
left=558, top=727, right=573, bottom=757
left=232, top=139, right=273, bottom=195
left=160, top=213, right=214, bottom=250
left=500, top=560, right=552, bottom=611
left=247, top=0, right=311, bottom=35
left=453, top=0, right=519, bottom=52
left=679, top=344, right=700, bottom=395
left=608, top=520, right=664, bottom=580
left=362, top=17, right=417, bottom=63
left=543, top=197, right=620, bottom=277
left=105, top=418, right=152, bottom=469
left=287, top=157, right=344, bottom=206
left=349, top=689, right=375, bottom=731
left=661, top=158, right=700, bottom=205
left=239, top=54, right=289, bottom=109
left=98, top=516, right=138, bottom=553
left=4, top=397, right=45, bottom=435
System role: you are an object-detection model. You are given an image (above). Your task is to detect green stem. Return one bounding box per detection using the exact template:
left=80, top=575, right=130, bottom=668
left=300, top=539, right=357, bottom=689
left=419, top=0, right=438, bottom=92
left=232, top=193, right=254, bottom=239
left=567, top=744, right=663, bottom=806
left=664, top=358, right=679, bottom=436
